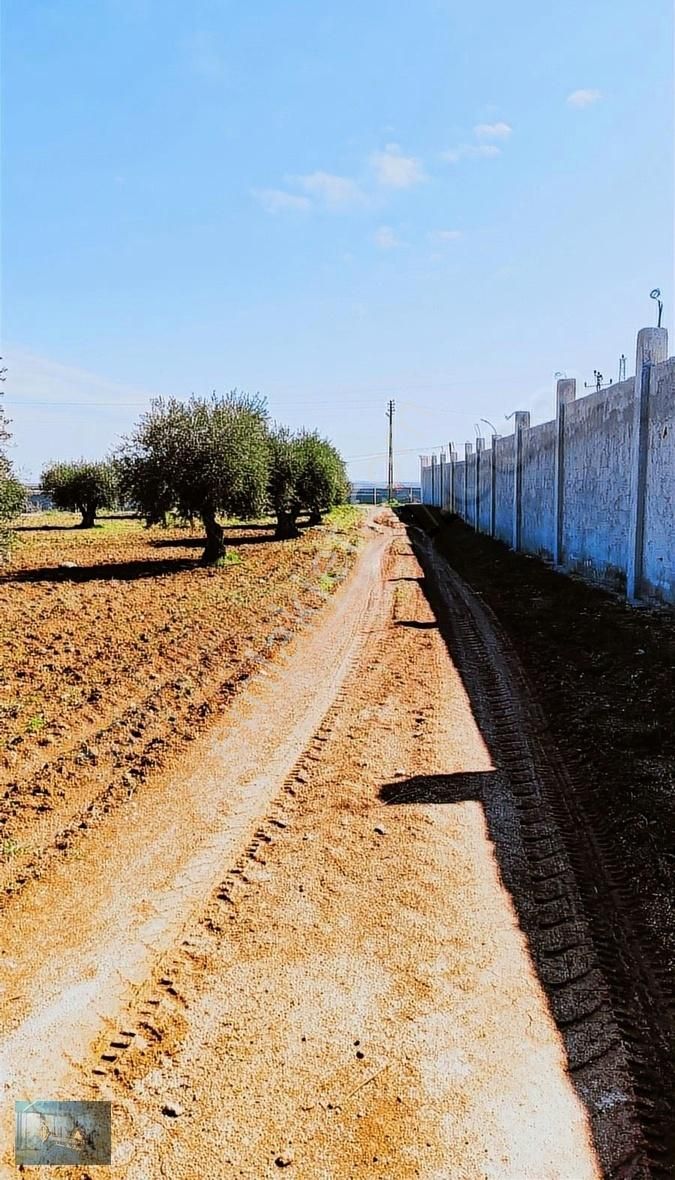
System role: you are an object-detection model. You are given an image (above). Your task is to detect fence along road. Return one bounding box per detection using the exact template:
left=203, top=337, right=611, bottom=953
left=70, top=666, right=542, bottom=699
left=421, top=325, right=674, bottom=605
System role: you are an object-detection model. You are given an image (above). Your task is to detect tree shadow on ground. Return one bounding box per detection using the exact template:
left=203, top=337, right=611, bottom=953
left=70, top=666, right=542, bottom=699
left=151, top=530, right=278, bottom=550
left=15, top=514, right=140, bottom=534
left=226, top=522, right=278, bottom=531
left=14, top=524, right=102, bottom=533
left=1, top=558, right=199, bottom=585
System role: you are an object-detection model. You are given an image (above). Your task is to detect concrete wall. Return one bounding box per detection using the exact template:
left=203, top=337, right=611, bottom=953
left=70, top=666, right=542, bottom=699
left=494, top=435, right=515, bottom=545
left=454, top=461, right=466, bottom=517
left=420, top=327, right=674, bottom=605
left=465, top=453, right=478, bottom=527
left=521, top=420, right=556, bottom=558
left=561, top=379, right=634, bottom=589
left=643, top=357, right=675, bottom=602
left=478, top=449, right=493, bottom=533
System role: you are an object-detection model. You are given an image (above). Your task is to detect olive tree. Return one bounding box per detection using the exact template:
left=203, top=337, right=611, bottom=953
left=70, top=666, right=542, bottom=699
left=119, top=391, right=270, bottom=564
left=268, top=429, right=349, bottom=538
left=268, top=428, right=304, bottom=539
left=0, top=395, right=24, bottom=560
left=40, top=460, right=118, bottom=528
left=296, top=432, right=350, bottom=525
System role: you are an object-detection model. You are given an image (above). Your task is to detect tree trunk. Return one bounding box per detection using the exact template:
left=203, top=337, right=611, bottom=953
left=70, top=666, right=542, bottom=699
left=275, top=510, right=300, bottom=540
left=307, top=509, right=323, bottom=526
left=201, top=509, right=226, bottom=564
left=77, top=503, right=97, bottom=529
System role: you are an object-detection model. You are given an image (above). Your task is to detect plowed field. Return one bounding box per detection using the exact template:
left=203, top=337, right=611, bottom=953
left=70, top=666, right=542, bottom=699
left=0, top=509, right=363, bottom=896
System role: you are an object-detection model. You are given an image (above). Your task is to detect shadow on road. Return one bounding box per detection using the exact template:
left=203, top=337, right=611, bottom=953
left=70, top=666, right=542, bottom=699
left=382, top=504, right=662, bottom=1177
left=380, top=771, right=495, bottom=804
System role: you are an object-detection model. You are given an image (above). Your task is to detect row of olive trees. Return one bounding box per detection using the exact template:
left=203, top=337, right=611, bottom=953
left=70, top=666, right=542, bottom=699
left=40, top=392, right=350, bottom=564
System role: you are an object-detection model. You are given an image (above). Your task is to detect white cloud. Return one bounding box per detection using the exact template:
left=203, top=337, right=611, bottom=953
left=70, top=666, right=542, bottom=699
left=373, top=225, right=400, bottom=249
left=566, top=88, right=601, bottom=108
left=253, top=188, right=311, bottom=214
left=295, top=171, right=365, bottom=208
left=474, top=121, right=512, bottom=140
left=371, top=143, right=426, bottom=189
left=430, top=229, right=462, bottom=243
left=443, top=144, right=501, bottom=163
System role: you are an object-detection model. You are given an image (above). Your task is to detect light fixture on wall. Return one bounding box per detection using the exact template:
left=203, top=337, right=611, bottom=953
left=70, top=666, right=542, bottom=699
left=584, top=369, right=613, bottom=392
left=650, top=288, right=664, bottom=328
left=480, top=418, right=500, bottom=437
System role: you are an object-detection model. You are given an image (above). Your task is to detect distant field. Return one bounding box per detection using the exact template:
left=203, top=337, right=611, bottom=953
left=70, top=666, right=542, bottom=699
left=0, top=507, right=363, bottom=873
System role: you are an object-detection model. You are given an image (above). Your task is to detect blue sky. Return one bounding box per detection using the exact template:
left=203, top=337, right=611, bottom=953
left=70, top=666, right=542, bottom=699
left=2, top=0, right=672, bottom=482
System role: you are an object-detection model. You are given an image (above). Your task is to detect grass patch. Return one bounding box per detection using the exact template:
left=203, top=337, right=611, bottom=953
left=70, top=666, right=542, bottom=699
left=0, top=839, right=22, bottom=860
left=216, top=550, right=243, bottom=568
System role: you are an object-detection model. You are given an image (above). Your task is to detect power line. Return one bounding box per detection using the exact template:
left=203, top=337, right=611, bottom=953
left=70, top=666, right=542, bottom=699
left=345, top=444, right=440, bottom=461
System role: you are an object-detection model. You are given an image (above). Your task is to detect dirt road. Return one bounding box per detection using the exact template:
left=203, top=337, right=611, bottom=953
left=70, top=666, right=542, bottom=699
left=0, top=513, right=647, bottom=1176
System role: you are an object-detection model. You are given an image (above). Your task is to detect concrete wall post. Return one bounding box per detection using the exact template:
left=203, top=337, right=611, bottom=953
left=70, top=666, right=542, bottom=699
left=553, top=379, right=577, bottom=566
left=449, top=449, right=458, bottom=513
left=430, top=453, right=437, bottom=508
left=627, top=327, right=668, bottom=600
left=512, top=411, right=530, bottom=550
left=464, top=442, right=473, bottom=519
left=475, top=436, right=485, bottom=529
left=490, top=435, right=498, bottom=537
left=436, top=450, right=443, bottom=507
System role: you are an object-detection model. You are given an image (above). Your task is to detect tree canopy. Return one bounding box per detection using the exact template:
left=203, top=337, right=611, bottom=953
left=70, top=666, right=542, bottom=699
left=119, top=391, right=270, bottom=563
left=267, top=428, right=305, bottom=539
left=0, top=396, right=24, bottom=559
left=268, top=428, right=350, bottom=538
left=297, top=431, right=350, bottom=525
left=40, top=460, right=118, bottom=528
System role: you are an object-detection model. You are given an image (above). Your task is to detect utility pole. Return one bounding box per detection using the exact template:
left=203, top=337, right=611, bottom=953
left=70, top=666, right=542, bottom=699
left=386, top=399, right=395, bottom=502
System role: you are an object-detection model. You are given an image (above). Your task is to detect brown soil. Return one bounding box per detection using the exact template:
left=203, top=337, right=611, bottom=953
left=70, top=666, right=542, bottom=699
left=401, top=509, right=675, bottom=977
left=0, top=510, right=362, bottom=898
left=400, top=506, right=675, bottom=1176
left=0, top=508, right=664, bottom=1176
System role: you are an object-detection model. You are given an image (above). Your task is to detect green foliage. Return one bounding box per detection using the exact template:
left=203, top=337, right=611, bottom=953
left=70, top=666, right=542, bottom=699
left=215, top=549, right=242, bottom=568
left=295, top=431, right=350, bottom=525
left=0, top=396, right=24, bottom=560
left=40, top=459, right=118, bottom=528
left=118, top=391, right=270, bottom=563
left=0, top=839, right=22, bottom=860
left=268, top=428, right=349, bottom=538
left=268, top=428, right=305, bottom=538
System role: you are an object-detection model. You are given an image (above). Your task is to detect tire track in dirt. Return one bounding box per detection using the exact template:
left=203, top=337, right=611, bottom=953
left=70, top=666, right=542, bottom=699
left=70, top=521, right=602, bottom=1179
left=408, top=513, right=669, bottom=1178
left=0, top=528, right=391, bottom=1172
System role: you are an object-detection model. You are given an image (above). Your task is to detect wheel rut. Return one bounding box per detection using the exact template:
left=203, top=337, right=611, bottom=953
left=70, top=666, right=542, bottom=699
left=0, top=528, right=391, bottom=1172
left=73, top=523, right=603, bottom=1179
left=409, top=518, right=673, bottom=1178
